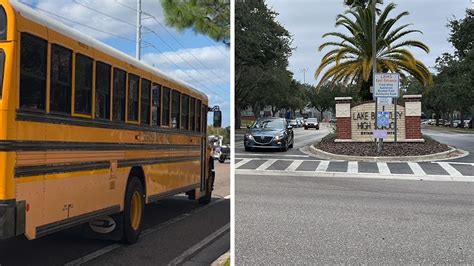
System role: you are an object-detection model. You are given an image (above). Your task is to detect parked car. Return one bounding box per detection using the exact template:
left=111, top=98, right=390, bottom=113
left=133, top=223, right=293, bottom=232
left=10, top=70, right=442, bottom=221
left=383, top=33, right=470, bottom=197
left=428, top=119, right=436, bottom=125
left=444, top=120, right=452, bottom=127
left=304, top=118, right=320, bottom=130
left=452, top=120, right=461, bottom=128
left=244, top=117, right=294, bottom=151
left=421, top=119, right=429, bottom=125
left=296, top=118, right=304, bottom=127
left=217, top=145, right=230, bottom=163
left=288, top=119, right=299, bottom=128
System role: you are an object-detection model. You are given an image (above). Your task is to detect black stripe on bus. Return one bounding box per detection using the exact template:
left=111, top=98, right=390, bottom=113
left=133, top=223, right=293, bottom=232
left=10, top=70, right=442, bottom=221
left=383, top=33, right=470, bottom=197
left=15, top=161, right=110, bottom=177
left=35, top=205, right=120, bottom=238
left=0, top=140, right=200, bottom=152
left=117, top=156, right=201, bottom=168
left=16, top=110, right=205, bottom=137
left=15, top=156, right=201, bottom=177
left=148, top=183, right=200, bottom=203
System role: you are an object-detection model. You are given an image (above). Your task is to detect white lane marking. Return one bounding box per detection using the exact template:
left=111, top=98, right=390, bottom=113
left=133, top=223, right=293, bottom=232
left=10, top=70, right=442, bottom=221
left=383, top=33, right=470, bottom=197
left=377, top=162, right=391, bottom=175
left=285, top=160, right=304, bottom=171
left=437, top=162, right=463, bottom=177
left=234, top=158, right=251, bottom=169
left=408, top=162, right=426, bottom=176
left=168, top=223, right=230, bottom=266
left=347, top=161, right=358, bottom=174
left=316, top=161, right=329, bottom=172
left=236, top=169, right=465, bottom=182
left=65, top=198, right=228, bottom=266
left=442, top=161, right=474, bottom=166
left=235, top=153, right=309, bottom=158
left=256, top=159, right=277, bottom=171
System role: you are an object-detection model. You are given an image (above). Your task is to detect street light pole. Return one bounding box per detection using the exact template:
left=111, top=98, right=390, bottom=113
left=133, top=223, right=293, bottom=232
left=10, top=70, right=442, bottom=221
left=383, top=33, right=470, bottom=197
left=135, top=0, right=142, bottom=60
left=371, top=0, right=381, bottom=152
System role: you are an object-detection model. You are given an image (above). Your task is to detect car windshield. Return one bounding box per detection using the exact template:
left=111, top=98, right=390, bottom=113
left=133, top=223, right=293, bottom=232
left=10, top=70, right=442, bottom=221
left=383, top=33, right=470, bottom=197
left=307, top=118, right=317, bottom=122
left=251, top=119, right=285, bottom=129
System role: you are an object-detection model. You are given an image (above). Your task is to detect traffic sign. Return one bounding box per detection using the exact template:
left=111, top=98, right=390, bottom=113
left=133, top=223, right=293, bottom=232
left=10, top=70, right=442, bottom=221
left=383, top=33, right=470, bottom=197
left=377, top=97, right=392, bottom=107
left=374, top=73, right=400, bottom=98
left=377, top=111, right=390, bottom=128
left=373, top=129, right=388, bottom=139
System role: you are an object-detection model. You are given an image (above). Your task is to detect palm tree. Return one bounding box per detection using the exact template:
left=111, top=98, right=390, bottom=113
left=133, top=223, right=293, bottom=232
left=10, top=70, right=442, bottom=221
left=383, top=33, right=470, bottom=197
left=315, top=2, right=432, bottom=100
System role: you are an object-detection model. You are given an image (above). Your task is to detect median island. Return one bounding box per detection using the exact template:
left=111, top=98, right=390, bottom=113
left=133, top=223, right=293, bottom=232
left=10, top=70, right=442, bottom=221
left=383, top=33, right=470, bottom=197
left=315, top=133, right=449, bottom=157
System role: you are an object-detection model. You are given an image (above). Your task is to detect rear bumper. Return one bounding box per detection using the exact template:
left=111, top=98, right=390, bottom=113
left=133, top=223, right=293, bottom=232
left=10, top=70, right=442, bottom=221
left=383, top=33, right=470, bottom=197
left=0, top=200, right=25, bottom=239
left=304, top=124, right=319, bottom=128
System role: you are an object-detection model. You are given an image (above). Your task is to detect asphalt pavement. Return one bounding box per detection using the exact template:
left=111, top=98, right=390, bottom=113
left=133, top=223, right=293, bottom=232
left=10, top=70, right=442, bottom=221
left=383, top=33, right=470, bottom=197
left=235, top=124, right=474, bottom=264
left=0, top=162, right=230, bottom=266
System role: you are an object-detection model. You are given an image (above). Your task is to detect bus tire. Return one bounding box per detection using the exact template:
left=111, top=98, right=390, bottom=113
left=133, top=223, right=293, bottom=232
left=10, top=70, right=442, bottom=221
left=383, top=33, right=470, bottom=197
left=122, top=176, right=145, bottom=244
left=199, top=168, right=214, bottom=205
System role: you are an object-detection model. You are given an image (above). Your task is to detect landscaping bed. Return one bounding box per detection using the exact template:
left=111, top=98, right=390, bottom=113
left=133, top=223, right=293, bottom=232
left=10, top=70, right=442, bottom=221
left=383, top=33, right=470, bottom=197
left=315, top=134, right=450, bottom=157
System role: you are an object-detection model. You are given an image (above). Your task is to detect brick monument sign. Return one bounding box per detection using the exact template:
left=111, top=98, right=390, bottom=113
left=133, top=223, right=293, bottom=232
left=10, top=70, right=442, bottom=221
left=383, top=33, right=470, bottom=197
left=335, top=95, right=423, bottom=142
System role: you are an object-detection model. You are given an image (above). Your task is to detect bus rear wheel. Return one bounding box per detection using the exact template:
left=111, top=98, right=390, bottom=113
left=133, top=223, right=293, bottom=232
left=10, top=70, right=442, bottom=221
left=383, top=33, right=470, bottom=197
left=122, top=176, right=145, bottom=244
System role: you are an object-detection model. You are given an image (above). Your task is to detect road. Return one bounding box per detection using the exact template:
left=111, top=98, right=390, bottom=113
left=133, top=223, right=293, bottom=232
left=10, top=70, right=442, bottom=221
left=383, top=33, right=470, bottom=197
left=0, top=162, right=229, bottom=266
left=236, top=125, right=474, bottom=264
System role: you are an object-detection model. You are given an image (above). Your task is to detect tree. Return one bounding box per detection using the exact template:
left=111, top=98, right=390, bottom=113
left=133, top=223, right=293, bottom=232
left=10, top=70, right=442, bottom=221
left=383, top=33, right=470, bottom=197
left=235, top=0, right=293, bottom=127
left=160, top=0, right=230, bottom=45
left=316, top=2, right=432, bottom=100
left=448, top=9, right=474, bottom=59
left=308, top=84, right=335, bottom=120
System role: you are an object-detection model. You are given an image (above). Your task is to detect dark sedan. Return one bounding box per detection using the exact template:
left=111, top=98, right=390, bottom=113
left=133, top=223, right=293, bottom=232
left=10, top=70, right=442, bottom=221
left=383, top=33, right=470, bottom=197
left=244, top=118, right=294, bottom=151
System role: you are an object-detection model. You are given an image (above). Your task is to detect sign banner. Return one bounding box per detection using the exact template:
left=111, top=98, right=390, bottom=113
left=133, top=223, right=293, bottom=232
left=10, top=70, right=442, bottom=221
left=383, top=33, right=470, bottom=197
left=373, top=129, right=388, bottom=139
left=374, top=73, right=400, bottom=98
left=377, top=97, right=392, bottom=107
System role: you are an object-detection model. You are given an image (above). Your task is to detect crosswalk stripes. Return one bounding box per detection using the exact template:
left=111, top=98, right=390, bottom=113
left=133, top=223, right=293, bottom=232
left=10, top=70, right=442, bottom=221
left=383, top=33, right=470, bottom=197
left=437, top=162, right=463, bottom=177
left=256, top=159, right=277, bottom=171
left=347, top=161, right=358, bottom=174
left=235, top=157, right=474, bottom=180
left=377, top=162, right=390, bottom=175
left=235, top=158, right=251, bottom=168
left=316, top=161, right=329, bottom=172
left=285, top=160, right=303, bottom=171
left=408, top=162, right=426, bottom=176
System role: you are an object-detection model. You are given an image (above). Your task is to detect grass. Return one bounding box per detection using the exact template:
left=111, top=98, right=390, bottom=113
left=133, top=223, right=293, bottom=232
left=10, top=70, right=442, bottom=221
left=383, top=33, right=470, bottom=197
left=223, top=258, right=230, bottom=266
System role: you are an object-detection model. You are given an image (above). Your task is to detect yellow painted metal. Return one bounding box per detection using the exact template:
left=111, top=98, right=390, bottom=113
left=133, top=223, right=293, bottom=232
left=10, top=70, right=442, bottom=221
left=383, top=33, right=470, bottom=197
left=130, top=191, right=142, bottom=230
left=0, top=0, right=211, bottom=240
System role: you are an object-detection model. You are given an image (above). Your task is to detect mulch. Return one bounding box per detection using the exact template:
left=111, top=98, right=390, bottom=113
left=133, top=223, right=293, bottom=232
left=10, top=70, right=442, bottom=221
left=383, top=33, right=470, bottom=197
left=315, top=134, right=450, bottom=157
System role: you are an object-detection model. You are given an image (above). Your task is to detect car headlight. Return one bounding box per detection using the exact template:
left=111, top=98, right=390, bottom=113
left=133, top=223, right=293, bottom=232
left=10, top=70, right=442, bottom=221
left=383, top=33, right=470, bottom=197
left=274, top=134, right=285, bottom=140
left=245, top=133, right=254, bottom=140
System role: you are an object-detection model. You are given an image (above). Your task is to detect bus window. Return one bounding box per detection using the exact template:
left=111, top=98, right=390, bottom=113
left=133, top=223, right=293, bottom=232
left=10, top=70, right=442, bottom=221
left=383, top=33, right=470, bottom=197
left=20, top=33, right=47, bottom=111
left=74, top=54, right=93, bottom=115
left=190, top=98, right=196, bottom=131
left=162, top=87, right=170, bottom=127
left=0, top=6, right=6, bottom=40
left=181, top=94, right=189, bottom=130
left=151, top=83, right=161, bottom=127
left=171, top=90, right=181, bottom=129
left=202, top=105, right=207, bottom=133
left=50, top=44, right=72, bottom=114
left=196, top=100, right=201, bottom=132
left=141, top=79, right=151, bottom=125
left=113, top=68, right=126, bottom=122
left=95, top=61, right=111, bottom=120
left=127, top=73, right=139, bottom=122
left=0, top=50, right=4, bottom=98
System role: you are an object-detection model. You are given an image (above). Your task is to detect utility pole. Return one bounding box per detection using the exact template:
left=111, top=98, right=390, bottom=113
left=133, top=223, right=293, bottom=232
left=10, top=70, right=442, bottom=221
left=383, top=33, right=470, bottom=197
left=300, top=68, right=309, bottom=83
left=371, top=0, right=381, bottom=152
left=136, top=0, right=142, bottom=60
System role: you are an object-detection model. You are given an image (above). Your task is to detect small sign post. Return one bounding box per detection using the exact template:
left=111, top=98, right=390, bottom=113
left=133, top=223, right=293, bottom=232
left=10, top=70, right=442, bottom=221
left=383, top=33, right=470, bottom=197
left=374, top=73, right=400, bottom=147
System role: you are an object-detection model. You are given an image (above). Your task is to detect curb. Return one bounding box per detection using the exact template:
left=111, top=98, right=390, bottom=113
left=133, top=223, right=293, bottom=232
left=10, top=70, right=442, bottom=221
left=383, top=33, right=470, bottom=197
left=305, top=145, right=469, bottom=162
left=211, top=251, right=230, bottom=266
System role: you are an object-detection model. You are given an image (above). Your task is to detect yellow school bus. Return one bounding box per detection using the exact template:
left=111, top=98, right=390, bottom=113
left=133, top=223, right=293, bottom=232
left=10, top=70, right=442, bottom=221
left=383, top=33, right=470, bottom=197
left=0, top=1, right=221, bottom=243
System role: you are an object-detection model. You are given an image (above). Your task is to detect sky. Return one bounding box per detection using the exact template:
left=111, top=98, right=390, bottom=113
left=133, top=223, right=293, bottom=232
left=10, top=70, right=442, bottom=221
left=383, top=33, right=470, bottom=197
left=266, top=0, right=472, bottom=85
left=21, top=0, right=230, bottom=127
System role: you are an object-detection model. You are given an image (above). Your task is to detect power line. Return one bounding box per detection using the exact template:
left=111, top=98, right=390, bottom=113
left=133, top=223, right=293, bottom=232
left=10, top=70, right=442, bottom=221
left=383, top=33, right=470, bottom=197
left=114, top=0, right=229, bottom=57
left=17, top=1, right=224, bottom=96
left=75, top=0, right=228, bottom=86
